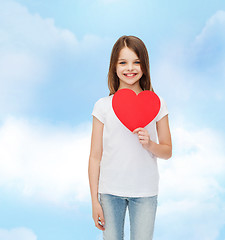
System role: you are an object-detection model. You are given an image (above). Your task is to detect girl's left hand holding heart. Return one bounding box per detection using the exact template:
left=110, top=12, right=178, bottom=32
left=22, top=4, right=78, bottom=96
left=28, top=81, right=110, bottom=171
left=133, top=127, right=152, bottom=150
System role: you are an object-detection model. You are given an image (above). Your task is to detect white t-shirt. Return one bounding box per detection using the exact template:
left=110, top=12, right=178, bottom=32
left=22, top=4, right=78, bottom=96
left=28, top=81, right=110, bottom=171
left=91, top=93, right=169, bottom=197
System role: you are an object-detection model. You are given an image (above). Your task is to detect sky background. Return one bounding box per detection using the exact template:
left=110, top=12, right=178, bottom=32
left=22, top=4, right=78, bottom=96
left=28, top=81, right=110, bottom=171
left=0, top=0, right=225, bottom=239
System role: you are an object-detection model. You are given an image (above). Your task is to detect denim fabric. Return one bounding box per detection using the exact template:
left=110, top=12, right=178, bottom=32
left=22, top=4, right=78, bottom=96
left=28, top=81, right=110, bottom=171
left=98, top=193, right=157, bottom=240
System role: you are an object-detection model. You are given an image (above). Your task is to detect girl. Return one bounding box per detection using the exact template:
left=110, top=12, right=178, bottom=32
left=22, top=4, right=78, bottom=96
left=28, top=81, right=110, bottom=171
left=88, top=35, right=172, bottom=240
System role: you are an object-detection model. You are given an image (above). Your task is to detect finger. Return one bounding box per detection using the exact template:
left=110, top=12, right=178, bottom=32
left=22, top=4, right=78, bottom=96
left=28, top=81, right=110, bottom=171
left=95, top=220, right=105, bottom=231
left=138, top=133, right=147, bottom=138
left=139, top=131, right=147, bottom=136
left=133, top=127, right=143, bottom=134
left=134, top=130, right=143, bottom=135
left=139, top=136, right=145, bottom=140
left=139, top=140, right=147, bottom=145
left=139, top=136, right=148, bottom=141
left=99, top=215, right=105, bottom=225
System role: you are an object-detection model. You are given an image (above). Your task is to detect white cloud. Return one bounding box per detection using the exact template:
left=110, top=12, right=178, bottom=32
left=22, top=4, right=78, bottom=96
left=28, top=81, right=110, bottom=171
left=0, top=0, right=78, bottom=116
left=194, top=10, right=225, bottom=46
left=0, top=0, right=109, bottom=117
left=0, top=0, right=79, bottom=53
left=0, top=0, right=79, bottom=86
left=155, top=123, right=225, bottom=240
left=0, top=227, right=37, bottom=240
left=191, top=10, right=225, bottom=80
left=0, top=116, right=92, bottom=208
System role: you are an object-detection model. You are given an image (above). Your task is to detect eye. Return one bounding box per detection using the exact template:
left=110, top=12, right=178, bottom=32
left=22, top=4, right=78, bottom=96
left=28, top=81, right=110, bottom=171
left=119, top=62, right=126, bottom=64
left=135, top=61, right=140, bottom=64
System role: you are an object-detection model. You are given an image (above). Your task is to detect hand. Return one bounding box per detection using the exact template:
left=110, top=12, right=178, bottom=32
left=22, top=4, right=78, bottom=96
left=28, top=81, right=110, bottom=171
left=133, top=127, right=152, bottom=150
left=92, top=200, right=105, bottom=231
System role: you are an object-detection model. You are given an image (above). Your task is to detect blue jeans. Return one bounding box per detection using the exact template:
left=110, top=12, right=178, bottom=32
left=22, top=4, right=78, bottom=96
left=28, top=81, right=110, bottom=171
left=98, top=193, right=158, bottom=240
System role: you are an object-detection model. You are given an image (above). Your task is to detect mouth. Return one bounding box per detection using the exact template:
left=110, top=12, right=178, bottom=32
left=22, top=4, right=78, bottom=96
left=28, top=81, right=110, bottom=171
left=124, top=73, right=137, bottom=77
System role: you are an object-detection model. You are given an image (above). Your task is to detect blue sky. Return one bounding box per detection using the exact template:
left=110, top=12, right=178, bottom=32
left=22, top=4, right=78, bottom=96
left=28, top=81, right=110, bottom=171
left=0, top=0, right=225, bottom=239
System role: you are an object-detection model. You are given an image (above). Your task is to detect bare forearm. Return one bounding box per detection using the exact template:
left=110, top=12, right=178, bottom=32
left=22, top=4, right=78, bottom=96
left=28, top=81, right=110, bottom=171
left=88, top=158, right=100, bottom=204
left=147, top=140, right=172, bottom=159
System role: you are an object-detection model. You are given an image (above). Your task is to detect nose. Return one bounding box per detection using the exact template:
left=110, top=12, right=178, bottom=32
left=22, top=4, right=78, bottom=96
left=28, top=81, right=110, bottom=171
left=127, top=63, right=134, bottom=71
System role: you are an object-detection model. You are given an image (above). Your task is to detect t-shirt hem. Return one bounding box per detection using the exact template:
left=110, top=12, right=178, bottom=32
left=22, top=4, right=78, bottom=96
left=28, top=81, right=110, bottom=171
left=98, top=189, right=158, bottom=198
left=92, top=113, right=105, bottom=124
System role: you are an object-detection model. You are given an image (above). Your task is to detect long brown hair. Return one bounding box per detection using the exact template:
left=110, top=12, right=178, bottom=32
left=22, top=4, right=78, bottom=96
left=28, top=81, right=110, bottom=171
left=108, top=35, right=154, bottom=96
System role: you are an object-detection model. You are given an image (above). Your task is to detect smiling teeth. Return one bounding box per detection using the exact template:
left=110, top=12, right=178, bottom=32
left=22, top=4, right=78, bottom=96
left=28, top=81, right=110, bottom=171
left=125, top=74, right=136, bottom=76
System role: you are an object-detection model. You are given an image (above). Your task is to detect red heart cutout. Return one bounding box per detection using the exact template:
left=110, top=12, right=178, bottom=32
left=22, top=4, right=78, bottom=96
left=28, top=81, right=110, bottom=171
left=112, top=88, right=160, bottom=132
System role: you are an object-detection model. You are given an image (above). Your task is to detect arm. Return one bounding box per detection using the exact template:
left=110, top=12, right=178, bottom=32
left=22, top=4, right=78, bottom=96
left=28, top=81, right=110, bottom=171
left=88, top=116, right=104, bottom=204
left=148, top=114, right=172, bottom=159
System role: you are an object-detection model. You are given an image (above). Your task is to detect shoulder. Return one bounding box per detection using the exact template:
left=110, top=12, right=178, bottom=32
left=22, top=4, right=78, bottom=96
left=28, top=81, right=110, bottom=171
left=157, top=94, right=167, bottom=106
left=92, top=95, right=113, bottom=114
left=94, top=95, right=113, bottom=106
left=155, top=94, right=169, bottom=122
left=92, top=95, right=113, bottom=123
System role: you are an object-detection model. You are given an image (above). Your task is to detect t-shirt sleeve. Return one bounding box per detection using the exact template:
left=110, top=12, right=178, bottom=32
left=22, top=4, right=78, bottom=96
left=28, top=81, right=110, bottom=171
left=155, top=96, right=169, bottom=122
left=91, top=98, right=105, bottom=124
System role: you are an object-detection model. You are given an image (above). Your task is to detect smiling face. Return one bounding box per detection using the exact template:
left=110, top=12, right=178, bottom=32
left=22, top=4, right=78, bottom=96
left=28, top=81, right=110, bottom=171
left=116, top=47, right=143, bottom=94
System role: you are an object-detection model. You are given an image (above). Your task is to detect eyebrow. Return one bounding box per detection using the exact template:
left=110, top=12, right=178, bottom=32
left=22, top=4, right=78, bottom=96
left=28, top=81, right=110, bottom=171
left=118, top=58, right=140, bottom=60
